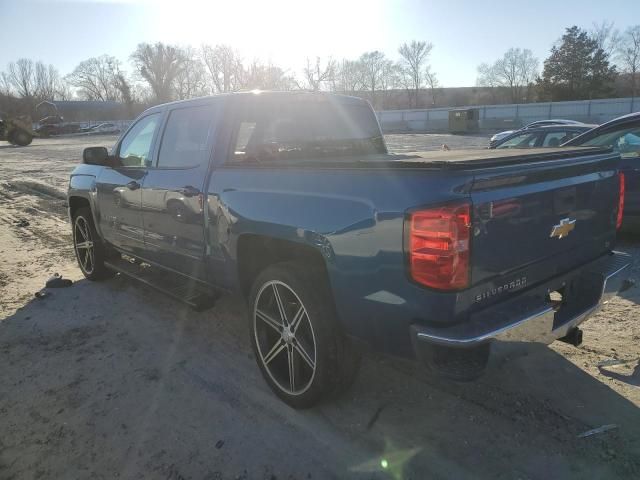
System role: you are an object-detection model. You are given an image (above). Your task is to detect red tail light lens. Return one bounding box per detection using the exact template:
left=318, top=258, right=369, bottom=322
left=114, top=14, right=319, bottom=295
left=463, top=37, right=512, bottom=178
left=407, top=201, right=471, bottom=290
left=617, top=172, right=625, bottom=230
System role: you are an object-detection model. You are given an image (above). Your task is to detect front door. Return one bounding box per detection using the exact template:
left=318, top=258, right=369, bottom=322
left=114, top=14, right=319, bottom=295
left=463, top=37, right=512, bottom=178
left=140, top=103, right=219, bottom=281
left=96, top=112, right=163, bottom=255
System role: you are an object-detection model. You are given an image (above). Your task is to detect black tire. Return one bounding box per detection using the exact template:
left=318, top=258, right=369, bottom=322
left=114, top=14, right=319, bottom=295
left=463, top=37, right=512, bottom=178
left=249, top=262, right=361, bottom=408
left=12, top=129, right=32, bottom=146
left=72, top=207, right=115, bottom=280
left=6, top=131, right=16, bottom=145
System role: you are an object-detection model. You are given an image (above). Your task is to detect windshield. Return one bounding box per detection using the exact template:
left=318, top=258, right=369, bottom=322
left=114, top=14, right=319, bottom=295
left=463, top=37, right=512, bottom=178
left=579, top=126, right=640, bottom=158
left=231, top=99, right=386, bottom=163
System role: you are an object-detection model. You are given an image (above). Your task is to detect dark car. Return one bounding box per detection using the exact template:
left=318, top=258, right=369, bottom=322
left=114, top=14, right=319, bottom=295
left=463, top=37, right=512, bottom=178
left=564, top=112, right=640, bottom=230
left=490, top=124, right=595, bottom=149
left=67, top=92, right=629, bottom=408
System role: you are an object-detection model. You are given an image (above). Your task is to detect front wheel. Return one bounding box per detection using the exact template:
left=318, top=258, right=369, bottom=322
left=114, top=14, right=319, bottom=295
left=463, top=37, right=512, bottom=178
left=72, top=207, right=115, bottom=280
left=12, top=129, right=32, bottom=146
left=249, top=262, right=361, bottom=408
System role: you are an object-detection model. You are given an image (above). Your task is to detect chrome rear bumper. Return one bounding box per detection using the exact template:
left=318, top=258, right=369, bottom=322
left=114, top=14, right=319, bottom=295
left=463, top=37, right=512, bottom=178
left=412, top=251, right=631, bottom=348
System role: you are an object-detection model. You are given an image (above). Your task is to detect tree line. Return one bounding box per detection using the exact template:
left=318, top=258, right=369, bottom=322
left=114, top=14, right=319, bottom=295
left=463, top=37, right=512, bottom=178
left=0, top=40, right=438, bottom=117
left=477, top=23, right=640, bottom=103
left=0, top=22, right=638, bottom=120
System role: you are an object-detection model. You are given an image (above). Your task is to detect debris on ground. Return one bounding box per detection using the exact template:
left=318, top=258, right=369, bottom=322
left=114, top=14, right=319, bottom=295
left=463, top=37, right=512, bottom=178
left=34, top=289, right=50, bottom=299
left=45, top=273, right=73, bottom=288
left=14, top=218, right=29, bottom=227
left=578, top=424, right=618, bottom=438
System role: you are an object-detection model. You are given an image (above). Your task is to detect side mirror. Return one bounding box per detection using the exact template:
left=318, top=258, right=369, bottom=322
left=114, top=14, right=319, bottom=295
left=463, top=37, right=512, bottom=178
left=83, top=146, right=110, bottom=165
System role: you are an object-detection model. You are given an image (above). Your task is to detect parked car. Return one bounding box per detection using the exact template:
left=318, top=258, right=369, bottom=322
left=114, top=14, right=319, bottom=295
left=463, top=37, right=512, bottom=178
left=85, top=123, right=121, bottom=135
left=489, top=119, right=586, bottom=147
left=490, top=124, right=595, bottom=149
left=564, top=111, right=640, bottom=231
left=68, top=92, right=629, bottom=408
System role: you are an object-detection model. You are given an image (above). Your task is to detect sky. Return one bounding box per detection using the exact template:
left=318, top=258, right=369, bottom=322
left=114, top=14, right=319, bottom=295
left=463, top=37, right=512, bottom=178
left=0, top=0, right=637, bottom=88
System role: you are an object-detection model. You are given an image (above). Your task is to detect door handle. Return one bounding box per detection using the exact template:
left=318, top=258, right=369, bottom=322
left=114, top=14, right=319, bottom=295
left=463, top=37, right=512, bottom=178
left=178, top=185, right=201, bottom=197
left=126, top=180, right=141, bottom=190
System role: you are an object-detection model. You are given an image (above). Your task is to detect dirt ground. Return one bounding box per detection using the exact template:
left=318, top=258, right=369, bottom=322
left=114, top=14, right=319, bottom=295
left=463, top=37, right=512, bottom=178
left=1, top=135, right=639, bottom=480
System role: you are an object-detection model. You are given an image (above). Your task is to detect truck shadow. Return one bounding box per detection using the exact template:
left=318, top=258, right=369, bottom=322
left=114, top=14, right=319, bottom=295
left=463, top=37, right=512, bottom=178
left=1, top=276, right=638, bottom=480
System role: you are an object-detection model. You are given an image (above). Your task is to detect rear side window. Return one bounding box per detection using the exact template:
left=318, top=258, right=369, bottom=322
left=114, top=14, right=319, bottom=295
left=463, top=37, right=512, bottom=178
left=157, top=104, right=217, bottom=168
left=229, top=99, right=385, bottom=163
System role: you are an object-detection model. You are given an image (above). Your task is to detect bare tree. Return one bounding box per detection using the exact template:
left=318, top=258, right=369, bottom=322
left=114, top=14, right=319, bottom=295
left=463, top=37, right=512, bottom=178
left=477, top=48, right=538, bottom=103
left=201, top=44, right=243, bottom=93
left=424, top=68, right=439, bottom=106
left=240, top=60, right=297, bottom=91
left=131, top=43, right=187, bottom=102
left=359, top=51, right=391, bottom=95
left=618, top=25, right=640, bottom=98
left=0, top=71, right=13, bottom=96
left=302, top=57, right=336, bottom=91
left=34, top=62, right=62, bottom=100
left=7, top=59, right=36, bottom=99
left=398, top=40, right=434, bottom=108
left=335, top=59, right=365, bottom=93
left=591, top=21, right=621, bottom=57
left=174, top=48, right=208, bottom=100
left=66, top=55, right=124, bottom=101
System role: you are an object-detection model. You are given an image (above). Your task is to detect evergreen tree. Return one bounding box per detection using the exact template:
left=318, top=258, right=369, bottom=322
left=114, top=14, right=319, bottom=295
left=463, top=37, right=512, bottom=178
left=538, top=26, right=617, bottom=100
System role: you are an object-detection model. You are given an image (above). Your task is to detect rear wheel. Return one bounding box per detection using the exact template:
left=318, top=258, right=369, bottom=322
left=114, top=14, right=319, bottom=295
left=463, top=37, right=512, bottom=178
left=249, top=262, right=360, bottom=408
left=72, top=207, right=115, bottom=280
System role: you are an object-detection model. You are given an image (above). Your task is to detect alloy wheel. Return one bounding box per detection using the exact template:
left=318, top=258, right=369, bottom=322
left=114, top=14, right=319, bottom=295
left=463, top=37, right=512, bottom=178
left=253, top=280, right=317, bottom=396
left=74, top=216, right=95, bottom=275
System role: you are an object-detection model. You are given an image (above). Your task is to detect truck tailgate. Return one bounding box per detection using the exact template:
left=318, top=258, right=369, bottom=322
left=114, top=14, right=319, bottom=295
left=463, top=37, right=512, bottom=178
left=467, top=149, right=620, bottom=287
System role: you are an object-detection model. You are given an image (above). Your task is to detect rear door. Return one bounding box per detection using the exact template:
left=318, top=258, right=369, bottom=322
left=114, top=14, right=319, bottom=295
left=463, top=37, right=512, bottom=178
left=95, top=112, right=162, bottom=255
left=140, top=102, right=219, bottom=280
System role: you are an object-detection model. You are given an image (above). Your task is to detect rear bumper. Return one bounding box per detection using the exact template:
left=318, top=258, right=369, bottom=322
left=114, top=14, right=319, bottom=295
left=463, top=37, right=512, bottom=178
left=411, top=251, right=630, bottom=349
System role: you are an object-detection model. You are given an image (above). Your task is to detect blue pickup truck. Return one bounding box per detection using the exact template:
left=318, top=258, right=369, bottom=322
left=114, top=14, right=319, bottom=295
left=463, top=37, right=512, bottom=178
left=68, top=92, right=630, bottom=408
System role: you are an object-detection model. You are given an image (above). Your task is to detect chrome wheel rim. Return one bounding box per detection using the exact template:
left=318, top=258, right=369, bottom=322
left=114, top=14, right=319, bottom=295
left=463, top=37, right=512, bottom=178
left=254, top=280, right=317, bottom=396
left=74, top=216, right=95, bottom=275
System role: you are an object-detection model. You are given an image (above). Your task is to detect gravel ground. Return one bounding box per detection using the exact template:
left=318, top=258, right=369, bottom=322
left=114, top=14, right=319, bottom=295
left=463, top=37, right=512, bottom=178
left=0, top=135, right=639, bottom=479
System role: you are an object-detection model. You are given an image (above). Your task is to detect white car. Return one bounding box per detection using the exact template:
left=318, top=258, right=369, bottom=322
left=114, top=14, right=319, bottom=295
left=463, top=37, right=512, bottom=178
left=87, top=123, right=121, bottom=135
left=489, top=119, right=585, bottom=146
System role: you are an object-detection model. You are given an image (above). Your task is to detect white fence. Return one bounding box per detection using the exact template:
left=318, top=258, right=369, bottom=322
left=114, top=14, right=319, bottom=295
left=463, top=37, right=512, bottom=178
left=377, top=97, right=640, bottom=133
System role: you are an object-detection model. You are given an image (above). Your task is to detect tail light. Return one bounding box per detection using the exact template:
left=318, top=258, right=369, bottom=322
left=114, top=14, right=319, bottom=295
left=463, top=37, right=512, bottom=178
left=407, top=201, right=471, bottom=290
left=617, top=172, right=625, bottom=230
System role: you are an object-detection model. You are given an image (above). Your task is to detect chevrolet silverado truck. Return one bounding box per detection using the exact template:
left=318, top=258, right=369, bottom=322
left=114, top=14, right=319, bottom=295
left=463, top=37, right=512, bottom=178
left=68, top=92, right=630, bottom=408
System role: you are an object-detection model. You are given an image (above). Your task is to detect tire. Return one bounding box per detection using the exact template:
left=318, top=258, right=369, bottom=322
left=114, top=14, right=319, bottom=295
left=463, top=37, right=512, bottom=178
left=72, top=207, right=115, bottom=280
left=249, top=262, right=361, bottom=408
left=12, top=129, right=32, bottom=146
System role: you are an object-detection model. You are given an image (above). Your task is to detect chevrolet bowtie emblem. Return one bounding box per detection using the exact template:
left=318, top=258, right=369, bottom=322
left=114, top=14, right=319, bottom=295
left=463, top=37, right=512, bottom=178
left=550, top=218, right=576, bottom=239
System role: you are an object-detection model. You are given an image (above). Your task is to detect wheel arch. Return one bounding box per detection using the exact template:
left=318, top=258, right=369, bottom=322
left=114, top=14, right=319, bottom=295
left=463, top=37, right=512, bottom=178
left=236, top=234, right=332, bottom=300
left=68, top=195, right=91, bottom=220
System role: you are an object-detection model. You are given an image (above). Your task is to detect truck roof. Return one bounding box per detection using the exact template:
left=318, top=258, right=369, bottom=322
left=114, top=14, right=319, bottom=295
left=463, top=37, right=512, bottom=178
left=146, top=91, right=369, bottom=113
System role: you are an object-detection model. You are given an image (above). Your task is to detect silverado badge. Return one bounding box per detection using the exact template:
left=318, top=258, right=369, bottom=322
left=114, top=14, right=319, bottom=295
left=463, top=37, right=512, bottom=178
left=550, top=218, right=576, bottom=239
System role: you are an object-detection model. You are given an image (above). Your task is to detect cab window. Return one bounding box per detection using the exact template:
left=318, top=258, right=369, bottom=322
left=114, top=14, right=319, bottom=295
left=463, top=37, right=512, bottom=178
left=118, top=113, right=161, bottom=167
left=157, top=104, right=217, bottom=168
